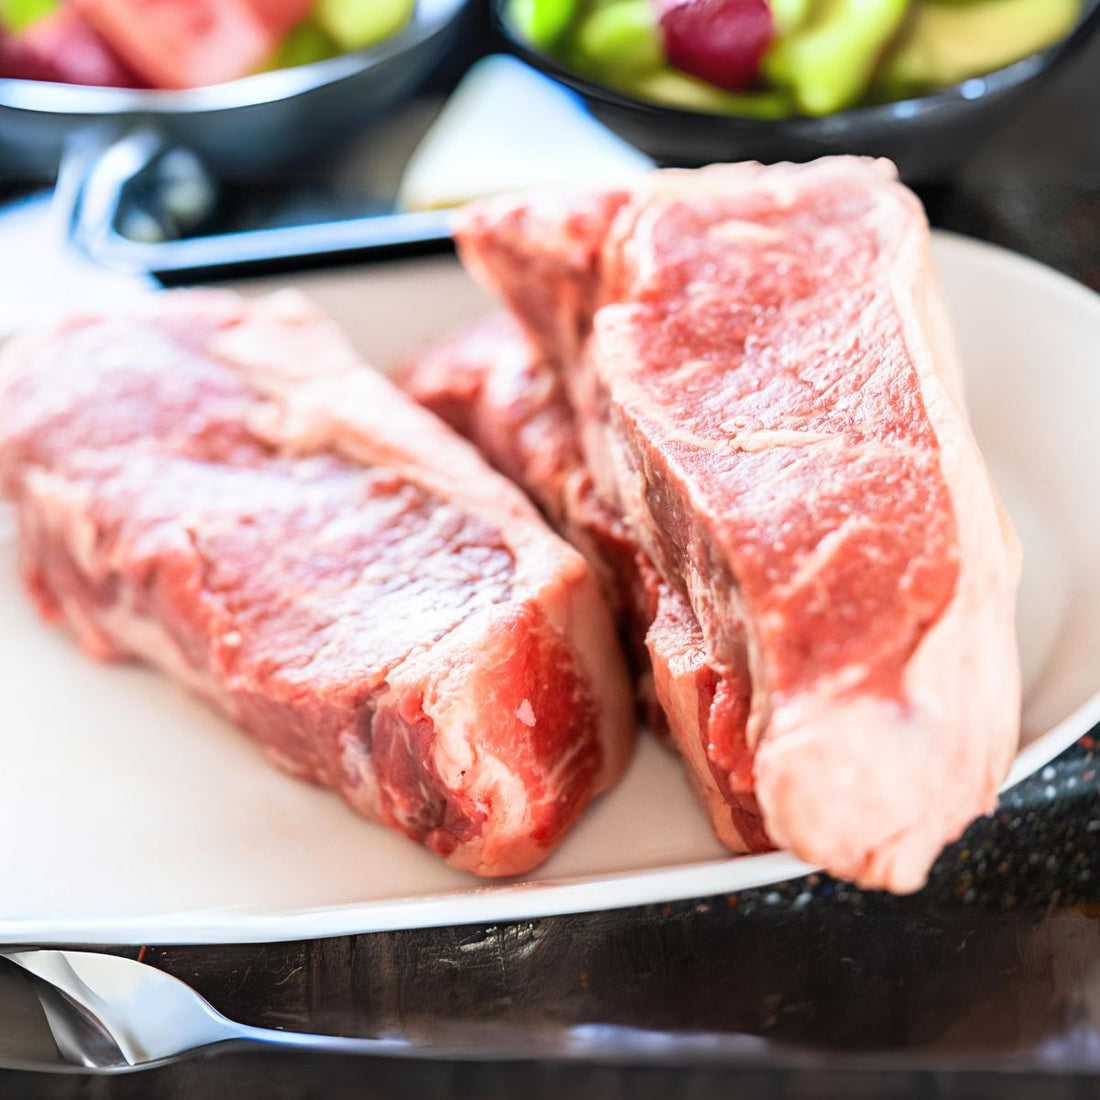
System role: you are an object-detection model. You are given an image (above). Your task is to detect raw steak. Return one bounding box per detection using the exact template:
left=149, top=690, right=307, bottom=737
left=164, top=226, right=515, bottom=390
left=396, top=314, right=660, bottom=700
left=457, top=158, right=1021, bottom=891
left=400, top=315, right=770, bottom=852
left=0, top=290, right=635, bottom=877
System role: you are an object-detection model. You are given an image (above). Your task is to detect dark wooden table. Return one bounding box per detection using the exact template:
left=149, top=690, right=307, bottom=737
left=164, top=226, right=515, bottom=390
left=1, top=33, right=1099, bottom=1100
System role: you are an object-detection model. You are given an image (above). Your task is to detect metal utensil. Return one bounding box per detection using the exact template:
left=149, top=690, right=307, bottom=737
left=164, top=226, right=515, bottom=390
left=1, top=949, right=428, bottom=1070
left=3, top=949, right=777, bottom=1071
left=6, top=945, right=1100, bottom=1074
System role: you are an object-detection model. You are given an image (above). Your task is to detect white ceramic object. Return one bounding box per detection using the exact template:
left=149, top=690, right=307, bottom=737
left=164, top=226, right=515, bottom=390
left=1, top=232, right=1097, bottom=946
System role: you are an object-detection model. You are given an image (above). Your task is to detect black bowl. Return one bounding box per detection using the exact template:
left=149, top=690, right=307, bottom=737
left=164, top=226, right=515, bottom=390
left=0, top=0, right=474, bottom=181
left=494, top=0, right=1100, bottom=181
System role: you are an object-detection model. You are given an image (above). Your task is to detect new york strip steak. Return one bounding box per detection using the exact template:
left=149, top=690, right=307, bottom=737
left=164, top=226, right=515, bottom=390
left=399, top=315, right=768, bottom=853
left=456, top=158, right=1021, bottom=892
left=0, top=290, right=635, bottom=877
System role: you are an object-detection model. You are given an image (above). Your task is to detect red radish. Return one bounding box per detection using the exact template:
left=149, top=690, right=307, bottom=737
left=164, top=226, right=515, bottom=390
left=70, top=0, right=312, bottom=89
left=0, top=7, right=143, bottom=86
left=655, top=0, right=775, bottom=91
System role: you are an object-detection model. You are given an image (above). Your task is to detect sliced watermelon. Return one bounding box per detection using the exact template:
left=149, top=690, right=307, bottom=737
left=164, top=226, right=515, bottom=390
left=70, top=0, right=312, bottom=89
left=0, top=6, right=143, bottom=86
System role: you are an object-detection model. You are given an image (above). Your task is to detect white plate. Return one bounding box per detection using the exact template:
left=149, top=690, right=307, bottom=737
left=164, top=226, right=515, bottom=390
left=2, top=232, right=1099, bottom=946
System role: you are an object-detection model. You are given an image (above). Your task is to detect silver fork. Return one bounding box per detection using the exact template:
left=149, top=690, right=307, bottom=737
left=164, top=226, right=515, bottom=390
left=7, top=948, right=1093, bottom=1074
left=3, top=948, right=779, bottom=1071
left=1, top=949, right=447, bottom=1070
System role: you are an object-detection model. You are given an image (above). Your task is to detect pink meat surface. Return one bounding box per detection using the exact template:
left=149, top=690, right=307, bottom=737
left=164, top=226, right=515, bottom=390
left=0, top=290, right=635, bottom=877
left=399, top=314, right=770, bottom=853
left=457, top=158, right=1021, bottom=892
left=396, top=315, right=653, bottom=656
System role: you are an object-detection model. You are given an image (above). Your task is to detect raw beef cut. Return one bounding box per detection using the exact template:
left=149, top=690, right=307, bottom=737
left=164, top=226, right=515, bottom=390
left=456, top=157, right=1021, bottom=891
left=0, top=290, right=635, bottom=877
left=400, top=315, right=770, bottom=852
left=396, top=314, right=660, bottom=700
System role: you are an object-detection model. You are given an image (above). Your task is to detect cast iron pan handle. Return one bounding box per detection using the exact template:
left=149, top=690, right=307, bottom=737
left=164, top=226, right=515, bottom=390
left=56, top=126, right=454, bottom=285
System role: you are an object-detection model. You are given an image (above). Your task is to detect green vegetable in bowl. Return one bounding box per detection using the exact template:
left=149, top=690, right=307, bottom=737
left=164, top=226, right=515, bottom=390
left=565, top=0, right=790, bottom=111
left=314, top=0, right=416, bottom=51
left=768, top=0, right=813, bottom=33
left=263, top=17, right=338, bottom=70
left=0, top=0, right=57, bottom=32
left=508, top=0, right=1086, bottom=117
left=615, top=65, right=792, bottom=113
left=879, top=0, right=1083, bottom=92
left=762, top=0, right=909, bottom=115
left=575, top=0, right=663, bottom=75
left=510, top=0, right=581, bottom=48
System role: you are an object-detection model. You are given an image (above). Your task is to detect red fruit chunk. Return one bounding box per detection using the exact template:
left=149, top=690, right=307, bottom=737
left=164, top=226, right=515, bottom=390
left=0, top=7, right=143, bottom=87
left=70, top=0, right=312, bottom=89
left=656, top=0, right=774, bottom=91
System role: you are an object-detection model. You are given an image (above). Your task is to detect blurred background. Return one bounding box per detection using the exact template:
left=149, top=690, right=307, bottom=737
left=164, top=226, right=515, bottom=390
left=0, top=0, right=1097, bottom=295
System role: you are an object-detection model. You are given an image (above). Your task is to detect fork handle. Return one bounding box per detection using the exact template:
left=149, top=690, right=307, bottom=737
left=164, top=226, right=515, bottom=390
left=232, top=1023, right=524, bottom=1062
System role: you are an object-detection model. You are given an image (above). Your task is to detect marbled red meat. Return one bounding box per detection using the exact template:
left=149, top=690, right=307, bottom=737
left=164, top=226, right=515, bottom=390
left=0, top=290, right=635, bottom=877
left=396, top=315, right=658, bottom=691
left=456, top=158, right=1021, bottom=891
left=399, top=315, right=770, bottom=853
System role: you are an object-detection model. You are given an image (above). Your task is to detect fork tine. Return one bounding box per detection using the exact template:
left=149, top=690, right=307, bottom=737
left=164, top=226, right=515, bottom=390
left=26, top=974, right=131, bottom=1069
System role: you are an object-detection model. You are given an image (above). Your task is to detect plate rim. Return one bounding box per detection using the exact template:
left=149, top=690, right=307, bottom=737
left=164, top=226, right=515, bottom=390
left=5, top=230, right=1100, bottom=945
